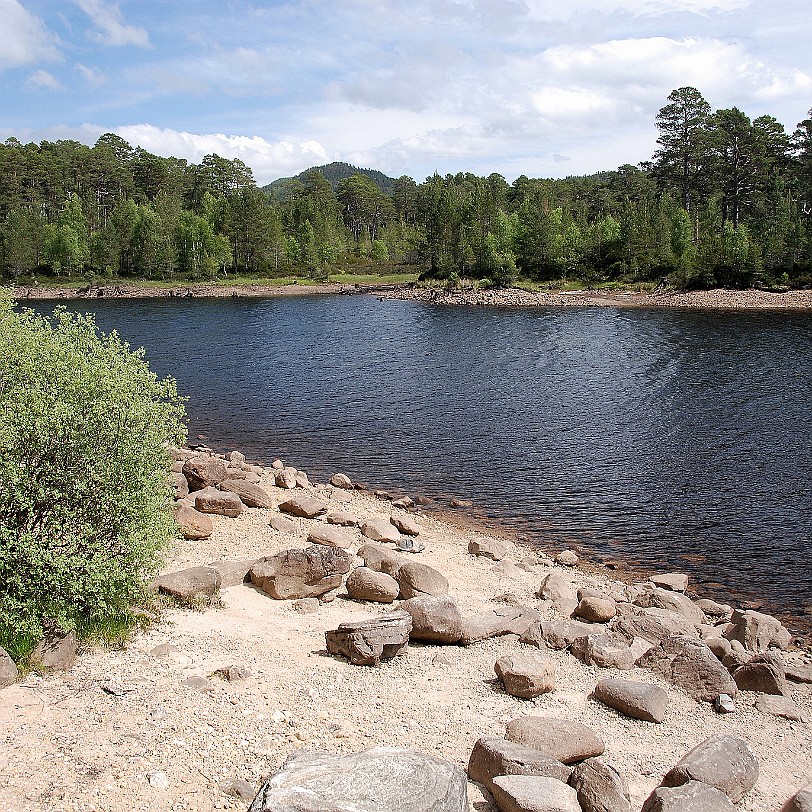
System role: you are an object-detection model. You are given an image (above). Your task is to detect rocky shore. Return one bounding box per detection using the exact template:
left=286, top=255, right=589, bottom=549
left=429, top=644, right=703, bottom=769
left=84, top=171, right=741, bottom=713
left=1, top=448, right=810, bottom=812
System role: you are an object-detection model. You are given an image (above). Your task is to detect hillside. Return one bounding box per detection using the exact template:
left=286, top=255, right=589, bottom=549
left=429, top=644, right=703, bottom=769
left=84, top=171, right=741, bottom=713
left=263, top=161, right=399, bottom=200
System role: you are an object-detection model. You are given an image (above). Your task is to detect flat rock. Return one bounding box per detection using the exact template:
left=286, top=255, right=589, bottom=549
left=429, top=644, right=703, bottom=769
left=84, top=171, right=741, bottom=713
left=521, top=619, right=599, bottom=651
left=649, top=573, right=689, bottom=593
left=398, top=561, right=449, bottom=599
left=460, top=606, right=540, bottom=645
left=491, top=775, right=581, bottom=812
left=346, top=567, right=400, bottom=603
left=0, top=647, right=19, bottom=688
left=32, top=629, right=77, bottom=672
left=173, top=504, right=214, bottom=540
left=247, top=747, right=467, bottom=812
left=504, top=716, right=605, bottom=764
left=250, top=546, right=352, bottom=600
left=155, top=566, right=221, bottom=601
left=574, top=596, right=617, bottom=623
left=612, top=611, right=696, bottom=644
left=569, top=758, right=630, bottom=812
left=182, top=455, right=228, bottom=490
left=194, top=486, right=244, bottom=518
left=392, top=514, right=421, bottom=536
left=402, top=595, right=463, bottom=644
left=325, top=611, right=412, bottom=666
left=723, top=608, right=792, bottom=652
left=782, top=788, right=812, bottom=812
left=661, top=734, right=759, bottom=802
left=208, top=559, right=255, bottom=587
left=695, top=599, right=733, bottom=621
left=278, top=494, right=327, bottom=519
left=219, top=479, right=273, bottom=508
left=593, top=678, right=669, bottom=723
left=755, top=694, right=808, bottom=721
left=361, top=516, right=402, bottom=544
left=467, top=737, right=572, bottom=793
left=220, top=778, right=256, bottom=801
left=308, top=526, right=354, bottom=549
left=469, top=538, right=512, bottom=561
left=637, top=635, right=738, bottom=702
left=269, top=514, right=297, bottom=533
left=642, top=781, right=736, bottom=812
left=786, top=663, right=812, bottom=684
left=733, top=651, right=789, bottom=696
left=496, top=652, right=556, bottom=698
left=326, top=510, right=359, bottom=527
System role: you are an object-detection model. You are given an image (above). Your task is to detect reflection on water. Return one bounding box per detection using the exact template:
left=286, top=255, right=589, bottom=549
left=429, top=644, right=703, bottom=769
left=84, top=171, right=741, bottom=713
left=33, top=295, right=812, bottom=624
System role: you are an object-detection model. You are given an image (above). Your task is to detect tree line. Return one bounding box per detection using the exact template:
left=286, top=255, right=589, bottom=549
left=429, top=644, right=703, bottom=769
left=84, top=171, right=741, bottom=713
left=1, top=87, right=811, bottom=289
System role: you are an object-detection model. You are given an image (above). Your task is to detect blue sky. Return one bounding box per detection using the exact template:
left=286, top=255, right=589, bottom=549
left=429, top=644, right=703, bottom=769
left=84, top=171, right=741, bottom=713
left=1, top=0, right=810, bottom=185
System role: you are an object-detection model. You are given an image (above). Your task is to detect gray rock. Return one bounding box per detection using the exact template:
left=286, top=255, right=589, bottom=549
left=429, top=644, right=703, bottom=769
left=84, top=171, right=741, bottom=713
left=661, top=734, right=759, bottom=802
left=467, top=737, right=572, bottom=793
left=326, top=510, right=359, bottom=527
left=402, top=595, right=463, bottom=644
left=360, top=516, right=401, bottom=544
left=155, top=566, right=221, bottom=601
left=723, top=609, right=792, bottom=652
left=460, top=606, right=540, bottom=645
left=593, top=678, right=669, bottom=723
left=0, top=646, right=18, bottom=688
left=278, top=494, right=328, bottom=519
left=574, top=596, right=617, bottom=623
left=491, top=775, right=581, bottom=812
left=649, top=573, right=689, bottom=593
left=568, top=758, right=630, bottom=812
left=207, top=559, right=255, bottom=587
left=247, top=747, right=467, bottom=812
left=695, top=599, right=733, bottom=622
left=733, top=651, right=789, bottom=696
left=782, top=788, right=812, bottom=812
left=495, top=652, right=556, bottom=698
left=32, top=629, right=78, bottom=671
left=505, top=716, right=605, bottom=764
left=295, top=471, right=309, bottom=488
left=714, top=694, right=736, bottom=714
left=755, top=694, right=808, bottom=721
left=469, top=538, right=512, bottom=561
left=392, top=514, right=421, bottom=536
left=214, top=665, right=251, bottom=681
left=346, top=567, right=400, bottom=603
left=219, top=778, right=256, bottom=801
left=642, top=781, right=736, bottom=812
left=398, top=561, right=449, bottom=599
left=250, top=546, right=352, bottom=600
left=521, top=619, right=599, bottom=651
left=182, top=455, right=228, bottom=490
left=269, top=514, right=297, bottom=533
left=218, top=479, right=273, bottom=508
left=194, top=486, right=244, bottom=518
left=172, top=504, right=214, bottom=540
left=325, top=611, right=412, bottom=666
left=307, top=526, right=354, bottom=549
left=637, top=635, right=738, bottom=702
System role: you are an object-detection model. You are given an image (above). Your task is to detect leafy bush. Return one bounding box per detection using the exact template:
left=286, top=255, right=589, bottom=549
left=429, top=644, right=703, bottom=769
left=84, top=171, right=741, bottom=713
left=0, top=293, right=186, bottom=659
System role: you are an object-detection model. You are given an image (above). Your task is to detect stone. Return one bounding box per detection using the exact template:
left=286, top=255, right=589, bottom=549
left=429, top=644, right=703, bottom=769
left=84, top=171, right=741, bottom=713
left=714, top=694, right=736, bottom=714
left=182, top=455, right=228, bottom=490
left=536, top=572, right=576, bottom=609
left=467, top=737, right=572, bottom=792
left=521, top=619, right=599, bottom=651
left=396, top=537, right=425, bottom=553
left=574, top=596, right=617, bottom=623
left=491, top=774, right=581, bottom=812
left=0, top=647, right=19, bottom=688
left=496, top=652, right=556, bottom=698
left=571, top=631, right=637, bottom=670
left=346, top=567, right=400, bottom=603
left=250, top=546, right=352, bottom=600
left=593, top=678, right=669, bottom=723
left=642, top=781, right=736, bottom=812
left=569, top=758, right=630, bottom=812
left=278, top=494, right=328, bottom=519
left=555, top=550, right=579, bottom=567
left=228, top=450, right=246, bottom=464
left=733, top=651, right=789, bottom=696
left=649, top=573, right=689, bottom=593
left=402, top=595, right=463, bottom=644
left=661, top=735, right=759, bottom=802
left=247, top=747, right=467, bottom=812
left=32, top=629, right=78, bottom=671
left=504, top=716, right=605, bottom=764
left=637, top=635, right=738, bottom=702
left=218, top=479, right=273, bottom=508
left=634, top=587, right=706, bottom=627
left=397, top=561, right=449, bottom=599
left=325, top=611, right=412, bottom=666
left=755, top=694, right=807, bottom=721
left=220, top=778, right=256, bottom=801
left=460, top=606, right=540, bottom=645
left=723, top=609, right=792, bottom=652
left=173, top=504, right=214, bottom=540
left=612, top=610, right=697, bottom=644
left=326, top=510, right=359, bottom=527
left=155, top=566, right=221, bottom=601
left=469, top=537, right=512, bottom=560
left=391, top=514, right=421, bottom=536
left=292, top=598, right=320, bottom=614
left=271, top=458, right=284, bottom=470
left=695, top=599, right=733, bottom=621
left=782, top=788, right=812, bottom=812
left=360, top=516, right=402, bottom=544
left=148, top=770, right=171, bottom=789
left=358, top=543, right=402, bottom=575
left=307, top=526, right=354, bottom=549
left=208, top=559, right=255, bottom=587
left=194, top=486, right=244, bottom=518
left=330, top=472, right=353, bottom=489
left=450, top=497, right=473, bottom=508
left=295, top=471, right=309, bottom=488
left=269, top=514, right=297, bottom=533
left=172, top=471, right=189, bottom=499
left=214, top=665, right=251, bottom=681
left=275, top=468, right=297, bottom=489
left=786, top=663, right=812, bottom=684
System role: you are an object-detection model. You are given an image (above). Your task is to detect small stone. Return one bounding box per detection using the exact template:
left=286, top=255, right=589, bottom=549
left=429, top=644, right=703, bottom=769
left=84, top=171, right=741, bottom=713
left=361, top=516, right=401, bottom=544
left=569, top=758, right=631, bottom=812
left=449, top=497, right=473, bottom=508
left=649, top=573, right=689, bottom=593
left=714, top=694, right=736, bottom=714
left=574, top=596, right=617, bottom=623
left=214, top=665, right=251, bottom=682
left=326, top=510, right=359, bottom=527
left=556, top=549, right=579, bottom=567
left=148, top=771, right=170, bottom=789
left=468, top=538, right=512, bottom=561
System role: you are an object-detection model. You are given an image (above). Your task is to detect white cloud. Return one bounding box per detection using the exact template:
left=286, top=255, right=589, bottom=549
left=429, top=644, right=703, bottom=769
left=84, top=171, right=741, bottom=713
left=0, top=0, right=59, bottom=69
left=75, top=63, right=106, bottom=86
left=525, top=0, right=750, bottom=19
left=25, top=69, right=62, bottom=91
left=72, top=0, right=149, bottom=47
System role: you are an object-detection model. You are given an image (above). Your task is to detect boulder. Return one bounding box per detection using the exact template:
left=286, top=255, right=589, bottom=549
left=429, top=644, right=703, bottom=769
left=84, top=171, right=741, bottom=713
left=268, top=514, right=297, bottom=533
left=208, top=559, right=255, bottom=587
left=173, top=504, right=214, bottom=540
left=247, top=747, right=467, bottom=812
left=171, top=471, right=189, bottom=499
left=275, top=468, right=297, bottom=489
left=723, top=609, right=792, bottom=652
left=295, top=471, right=309, bottom=488
left=31, top=629, right=78, bottom=671
left=467, top=737, right=572, bottom=792
left=326, top=510, right=359, bottom=527
left=346, top=567, right=400, bottom=603
left=556, top=550, right=579, bottom=567
left=391, top=497, right=414, bottom=509
left=402, top=595, right=463, bottom=644
left=496, top=652, right=556, bottom=698
left=155, top=566, right=221, bottom=601
left=521, top=619, right=599, bottom=651
left=536, top=572, right=576, bottom=611
left=0, top=647, right=18, bottom=688
left=271, top=458, right=284, bottom=470
left=469, top=538, right=512, bottom=561
left=574, top=596, right=617, bottom=623
left=325, top=611, right=412, bottom=666
left=392, top=514, right=421, bottom=536
left=649, top=573, right=689, bottom=593
left=460, top=606, right=540, bottom=645
left=568, top=758, right=630, bottom=812
left=593, top=678, right=669, bottom=723
left=612, top=610, right=696, bottom=644
left=397, top=561, right=448, bottom=599
left=307, top=526, right=354, bottom=549
left=733, top=651, right=789, bottom=696
left=782, top=788, right=812, bottom=812
left=491, top=775, right=581, bottom=812
left=194, top=486, right=244, bottom=518
left=330, top=473, right=353, bottom=489
left=250, top=546, right=352, bottom=600
left=571, top=631, right=637, bottom=670
left=182, top=455, right=228, bottom=490
left=695, top=599, right=733, bottom=622
left=754, top=694, right=807, bottom=721
left=642, top=781, right=736, bottom=812
left=661, top=735, right=758, bottom=803
left=361, top=516, right=401, bottom=544
left=218, top=480, right=273, bottom=508
left=636, top=635, right=738, bottom=702
left=504, top=716, right=605, bottom=764
left=358, top=543, right=402, bottom=575
left=634, top=587, right=706, bottom=627
left=278, top=494, right=328, bottom=519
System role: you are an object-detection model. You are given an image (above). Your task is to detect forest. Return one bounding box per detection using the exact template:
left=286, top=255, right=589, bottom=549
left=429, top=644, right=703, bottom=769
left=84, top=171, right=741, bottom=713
left=1, top=87, right=811, bottom=290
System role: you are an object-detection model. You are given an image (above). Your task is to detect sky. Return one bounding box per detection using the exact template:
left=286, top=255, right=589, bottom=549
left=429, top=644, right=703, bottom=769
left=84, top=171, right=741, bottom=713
left=1, top=0, right=810, bottom=186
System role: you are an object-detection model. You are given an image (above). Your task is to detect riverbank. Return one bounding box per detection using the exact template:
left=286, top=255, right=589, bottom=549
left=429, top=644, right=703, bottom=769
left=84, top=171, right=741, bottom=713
left=1, top=452, right=809, bottom=812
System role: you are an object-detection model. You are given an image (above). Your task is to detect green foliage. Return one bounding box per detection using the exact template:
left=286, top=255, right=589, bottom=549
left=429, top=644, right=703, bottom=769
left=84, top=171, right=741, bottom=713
left=0, top=293, right=186, bottom=659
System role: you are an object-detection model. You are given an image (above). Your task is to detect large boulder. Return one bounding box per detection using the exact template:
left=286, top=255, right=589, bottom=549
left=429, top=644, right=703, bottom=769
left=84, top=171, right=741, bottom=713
left=536, top=572, right=576, bottom=612
left=491, top=775, right=581, bottom=812
left=247, top=747, right=467, bottom=812
left=723, top=609, right=792, bottom=652
left=467, top=737, right=572, bottom=793
left=250, top=546, right=352, bottom=600
left=402, top=595, right=463, bottom=644
left=612, top=610, right=697, bottom=645
left=154, top=566, right=221, bottom=601
left=733, top=651, right=789, bottom=696
left=219, top=479, right=273, bottom=508
left=346, top=567, right=400, bottom=603
left=661, top=735, right=759, bottom=803
left=278, top=494, right=328, bottom=519
left=193, top=486, right=244, bottom=518
left=392, top=514, right=421, bottom=536
left=569, top=759, right=630, bottom=812
left=173, top=504, right=213, bottom=540
left=636, top=635, right=738, bottom=702
left=460, top=606, right=540, bottom=645
left=504, top=716, right=605, bottom=765
left=208, top=559, right=256, bottom=587
left=593, top=678, right=669, bottom=723
left=361, top=516, right=401, bottom=545
left=397, top=561, right=449, bottom=599
left=0, top=646, right=19, bottom=687
left=182, top=455, right=229, bottom=491
left=642, top=781, right=736, bottom=812
left=275, top=467, right=297, bottom=489
left=495, top=652, right=556, bottom=698
left=325, top=611, right=412, bottom=666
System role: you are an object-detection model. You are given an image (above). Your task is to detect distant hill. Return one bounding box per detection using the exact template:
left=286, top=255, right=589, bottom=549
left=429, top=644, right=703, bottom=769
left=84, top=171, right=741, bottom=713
left=263, top=162, right=399, bottom=200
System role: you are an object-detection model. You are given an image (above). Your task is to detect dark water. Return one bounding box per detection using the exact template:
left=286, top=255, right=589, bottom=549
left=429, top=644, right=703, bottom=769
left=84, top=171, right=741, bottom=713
left=30, top=295, right=812, bottom=626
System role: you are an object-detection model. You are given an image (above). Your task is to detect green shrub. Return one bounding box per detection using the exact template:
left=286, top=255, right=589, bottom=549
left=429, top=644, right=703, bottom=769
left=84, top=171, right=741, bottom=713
left=0, top=292, right=186, bottom=660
